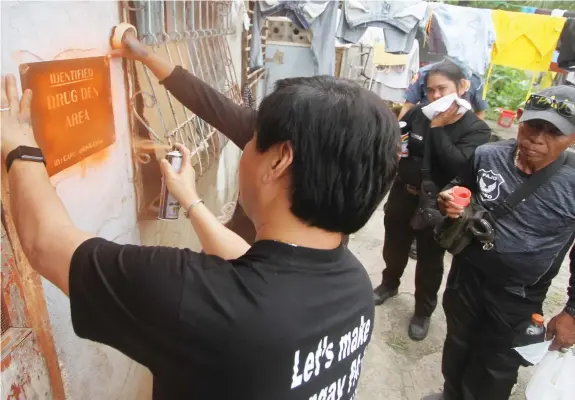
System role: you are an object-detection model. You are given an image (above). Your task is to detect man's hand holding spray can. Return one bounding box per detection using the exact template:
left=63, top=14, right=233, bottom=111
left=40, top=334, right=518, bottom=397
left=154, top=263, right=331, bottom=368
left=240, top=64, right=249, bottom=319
left=159, top=150, right=183, bottom=220
left=158, top=144, right=203, bottom=220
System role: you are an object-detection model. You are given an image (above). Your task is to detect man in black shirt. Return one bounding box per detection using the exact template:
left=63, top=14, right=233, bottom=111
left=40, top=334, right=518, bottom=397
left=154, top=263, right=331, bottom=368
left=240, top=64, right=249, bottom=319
left=438, top=86, right=575, bottom=399
left=0, top=66, right=399, bottom=399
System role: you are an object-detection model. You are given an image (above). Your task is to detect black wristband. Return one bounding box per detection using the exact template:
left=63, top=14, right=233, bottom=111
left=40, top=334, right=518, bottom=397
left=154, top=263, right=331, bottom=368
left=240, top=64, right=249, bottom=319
left=6, top=146, right=46, bottom=172
left=565, top=306, right=575, bottom=318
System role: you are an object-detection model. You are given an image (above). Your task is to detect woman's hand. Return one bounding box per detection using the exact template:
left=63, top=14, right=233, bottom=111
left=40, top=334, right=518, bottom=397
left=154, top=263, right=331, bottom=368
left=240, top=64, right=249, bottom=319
left=1, top=75, right=39, bottom=161
left=159, top=144, right=199, bottom=210
left=430, top=103, right=463, bottom=128
left=438, top=188, right=464, bottom=219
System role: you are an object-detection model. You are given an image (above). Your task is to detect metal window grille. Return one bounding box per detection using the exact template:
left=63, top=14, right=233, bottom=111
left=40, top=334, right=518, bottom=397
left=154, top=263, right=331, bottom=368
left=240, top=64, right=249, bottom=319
left=121, top=1, right=242, bottom=216
left=123, top=0, right=241, bottom=176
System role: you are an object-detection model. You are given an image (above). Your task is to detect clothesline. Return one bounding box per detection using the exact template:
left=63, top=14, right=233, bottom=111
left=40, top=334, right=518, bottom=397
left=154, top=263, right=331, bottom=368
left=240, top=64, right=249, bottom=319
left=337, top=1, right=574, bottom=73
left=248, top=1, right=575, bottom=105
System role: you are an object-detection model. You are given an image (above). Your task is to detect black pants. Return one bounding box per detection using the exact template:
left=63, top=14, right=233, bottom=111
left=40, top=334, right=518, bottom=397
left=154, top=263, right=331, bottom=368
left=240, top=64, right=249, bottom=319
left=442, top=256, right=548, bottom=400
left=381, top=181, right=446, bottom=317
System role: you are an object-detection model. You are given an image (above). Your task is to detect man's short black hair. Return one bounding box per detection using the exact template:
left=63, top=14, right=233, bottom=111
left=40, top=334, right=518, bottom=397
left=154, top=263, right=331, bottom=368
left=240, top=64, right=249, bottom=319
left=255, top=76, right=399, bottom=234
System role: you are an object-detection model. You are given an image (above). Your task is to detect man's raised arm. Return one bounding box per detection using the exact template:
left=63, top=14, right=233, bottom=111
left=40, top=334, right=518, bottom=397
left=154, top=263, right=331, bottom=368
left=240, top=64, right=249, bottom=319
left=110, top=31, right=255, bottom=150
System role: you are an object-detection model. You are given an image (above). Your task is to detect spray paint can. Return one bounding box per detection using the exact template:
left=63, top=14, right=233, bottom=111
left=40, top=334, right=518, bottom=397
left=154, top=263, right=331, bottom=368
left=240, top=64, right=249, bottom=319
left=399, top=121, right=409, bottom=158
left=158, top=150, right=183, bottom=220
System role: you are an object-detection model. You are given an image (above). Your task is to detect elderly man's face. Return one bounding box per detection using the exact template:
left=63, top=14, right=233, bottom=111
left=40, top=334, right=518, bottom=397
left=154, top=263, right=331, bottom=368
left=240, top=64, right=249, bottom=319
left=516, top=118, right=575, bottom=165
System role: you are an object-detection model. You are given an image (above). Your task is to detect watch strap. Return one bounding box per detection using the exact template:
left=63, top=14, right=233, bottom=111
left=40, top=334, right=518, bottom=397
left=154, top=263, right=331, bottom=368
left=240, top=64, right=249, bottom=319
left=6, top=146, right=46, bottom=172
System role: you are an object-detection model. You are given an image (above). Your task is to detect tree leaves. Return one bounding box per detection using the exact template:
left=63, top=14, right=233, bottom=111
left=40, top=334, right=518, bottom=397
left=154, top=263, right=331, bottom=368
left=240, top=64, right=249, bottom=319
left=486, top=66, right=530, bottom=111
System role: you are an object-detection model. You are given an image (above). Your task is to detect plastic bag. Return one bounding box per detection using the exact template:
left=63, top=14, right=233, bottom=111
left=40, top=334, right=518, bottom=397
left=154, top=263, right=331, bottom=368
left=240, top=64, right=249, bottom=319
left=525, top=349, right=575, bottom=400
left=514, top=340, right=551, bottom=365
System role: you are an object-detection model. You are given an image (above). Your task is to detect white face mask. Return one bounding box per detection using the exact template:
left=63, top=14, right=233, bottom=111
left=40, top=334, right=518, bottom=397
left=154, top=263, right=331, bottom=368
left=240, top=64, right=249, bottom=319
left=421, top=94, right=472, bottom=120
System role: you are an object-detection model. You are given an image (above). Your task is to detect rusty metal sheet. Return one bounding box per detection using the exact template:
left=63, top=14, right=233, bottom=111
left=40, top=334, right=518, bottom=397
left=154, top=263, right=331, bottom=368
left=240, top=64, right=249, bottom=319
left=1, top=223, right=27, bottom=329
left=1, top=329, right=52, bottom=400
left=1, top=204, right=65, bottom=399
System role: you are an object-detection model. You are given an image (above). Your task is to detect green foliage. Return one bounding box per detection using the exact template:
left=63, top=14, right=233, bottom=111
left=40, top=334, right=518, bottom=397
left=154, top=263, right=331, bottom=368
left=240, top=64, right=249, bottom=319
left=451, top=1, right=575, bottom=11
left=486, top=66, right=530, bottom=111
left=521, top=1, right=575, bottom=11
left=459, top=1, right=516, bottom=10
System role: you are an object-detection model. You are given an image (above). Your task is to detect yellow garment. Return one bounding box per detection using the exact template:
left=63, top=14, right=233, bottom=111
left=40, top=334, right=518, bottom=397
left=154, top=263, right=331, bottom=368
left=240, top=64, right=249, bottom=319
left=491, top=10, right=565, bottom=72
left=524, top=74, right=537, bottom=102
left=539, top=71, right=557, bottom=90
left=372, top=43, right=407, bottom=66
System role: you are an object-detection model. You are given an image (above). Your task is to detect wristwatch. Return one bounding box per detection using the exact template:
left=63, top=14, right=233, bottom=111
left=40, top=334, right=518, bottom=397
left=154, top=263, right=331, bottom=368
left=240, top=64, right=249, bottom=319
left=565, top=306, right=575, bottom=318
left=6, top=146, right=46, bottom=172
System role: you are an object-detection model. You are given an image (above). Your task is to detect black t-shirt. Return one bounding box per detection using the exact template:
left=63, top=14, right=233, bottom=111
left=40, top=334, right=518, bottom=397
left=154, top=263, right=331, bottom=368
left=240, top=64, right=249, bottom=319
left=398, top=106, right=491, bottom=189
left=69, top=238, right=374, bottom=400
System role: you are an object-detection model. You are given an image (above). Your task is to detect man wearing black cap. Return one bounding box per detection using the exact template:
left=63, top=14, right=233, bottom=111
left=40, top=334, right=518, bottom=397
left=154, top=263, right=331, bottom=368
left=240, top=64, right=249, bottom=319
left=437, top=86, right=575, bottom=400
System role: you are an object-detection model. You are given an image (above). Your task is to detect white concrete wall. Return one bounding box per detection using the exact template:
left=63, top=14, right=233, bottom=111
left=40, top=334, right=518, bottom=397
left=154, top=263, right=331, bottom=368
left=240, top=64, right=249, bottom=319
left=1, top=1, right=244, bottom=398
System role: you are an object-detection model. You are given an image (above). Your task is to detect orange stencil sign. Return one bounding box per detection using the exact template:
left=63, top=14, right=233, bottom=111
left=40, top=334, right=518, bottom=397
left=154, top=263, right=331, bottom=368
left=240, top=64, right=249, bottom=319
left=19, top=57, right=115, bottom=176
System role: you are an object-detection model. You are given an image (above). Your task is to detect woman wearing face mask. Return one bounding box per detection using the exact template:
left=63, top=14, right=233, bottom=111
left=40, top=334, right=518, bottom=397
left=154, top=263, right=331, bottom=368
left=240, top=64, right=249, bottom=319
left=373, top=61, right=491, bottom=341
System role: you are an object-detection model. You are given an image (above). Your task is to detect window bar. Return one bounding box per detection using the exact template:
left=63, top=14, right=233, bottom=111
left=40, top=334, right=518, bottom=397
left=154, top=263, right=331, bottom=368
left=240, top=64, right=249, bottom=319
left=149, top=0, right=187, bottom=148
left=226, top=0, right=234, bottom=35
left=185, top=1, right=218, bottom=163
left=196, top=1, right=219, bottom=155
left=212, top=2, right=232, bottom=98
left=156, top=0, right=208, bottom=168
left=199, top=1, right=226, bottom=157
left=168, top=0, right=207, bottom=174
left=182, top=0, right=212, bottom=154
left=205, top=1, right=220, bottom=87
left=215, top=2, right=239, bottom=103
left=197, top=1, right=220, bottom=93
left=215, top=2, right=241, bottom=104
left=209, top=2, right=227, bottom=84
left=127, top=2, right=171, bottom=149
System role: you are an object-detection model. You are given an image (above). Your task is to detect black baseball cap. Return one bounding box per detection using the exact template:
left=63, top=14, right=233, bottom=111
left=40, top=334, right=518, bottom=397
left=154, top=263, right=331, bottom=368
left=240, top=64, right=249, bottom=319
left=520, top=85, right=575, bottom=135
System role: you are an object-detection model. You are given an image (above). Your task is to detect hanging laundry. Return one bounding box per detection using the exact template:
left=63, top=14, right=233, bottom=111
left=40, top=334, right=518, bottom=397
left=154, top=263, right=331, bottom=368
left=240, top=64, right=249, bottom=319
left=366, top=39, right=420, bottom=103
left=551, top=10, right=566, bottom=17
left=357, top=26, right=385, bottom=46
left=250, top=1, right=339, bottom=75
left=558, top=18, right=575, bottom=71
left=539, top=71, right=557, bottom=89
left=535, top=9, right=552, bottom=16
left=336, top=1, right=428, bottom=54
left=426, top=3, right=495, bottom=77
left=520, top=7, right=536, bottom=14
left=260, top=1, right=310, bottom=30
left=250, top=1, right=310, bottom=69
left=490, top=10, right=566, bottom=72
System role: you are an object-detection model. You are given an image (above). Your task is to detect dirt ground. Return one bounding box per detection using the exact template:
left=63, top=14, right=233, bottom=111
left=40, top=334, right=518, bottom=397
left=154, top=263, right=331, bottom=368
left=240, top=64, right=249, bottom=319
left=352, top=123, right=572, bottom=400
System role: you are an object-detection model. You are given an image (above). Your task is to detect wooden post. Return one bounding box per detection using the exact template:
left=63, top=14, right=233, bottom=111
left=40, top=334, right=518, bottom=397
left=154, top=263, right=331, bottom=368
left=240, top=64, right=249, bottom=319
left=1, top=170, right=66, bottom=400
